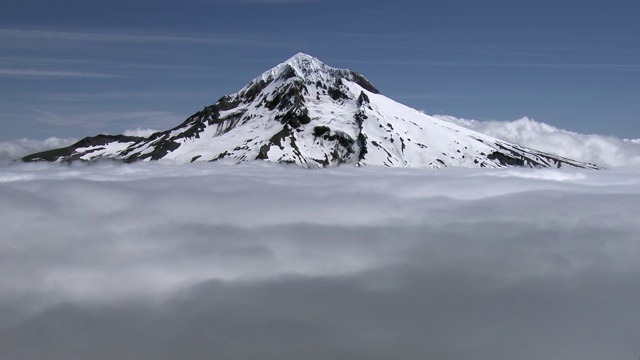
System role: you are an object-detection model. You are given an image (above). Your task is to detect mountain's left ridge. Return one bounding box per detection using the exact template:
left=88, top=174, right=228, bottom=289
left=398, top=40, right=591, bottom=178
left=22, top=53, right=600, bottom=169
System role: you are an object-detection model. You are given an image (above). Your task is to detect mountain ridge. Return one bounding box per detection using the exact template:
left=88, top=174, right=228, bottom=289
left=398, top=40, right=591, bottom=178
left=23, top=53, right=600, bottom=170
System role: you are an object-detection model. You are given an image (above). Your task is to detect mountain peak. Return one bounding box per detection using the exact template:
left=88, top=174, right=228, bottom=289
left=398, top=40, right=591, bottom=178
left=283, top=52, right=325, bottom=71
left=280, top=52, right=329, bottom=82
left=251, top=53, right=380, bottom=94
left=22, top=54, right=599, bottom=170
left=256, top=52, right=333, bottom=85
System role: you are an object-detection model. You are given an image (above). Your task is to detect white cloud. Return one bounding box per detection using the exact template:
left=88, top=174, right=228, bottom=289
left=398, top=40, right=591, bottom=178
left=0, top=162, right=639, bottom=359
left=0, top=137, right=77, bottom=164
left=435, top=115, right=640, bottom=168
left=123, top=127, right=160, bottom=137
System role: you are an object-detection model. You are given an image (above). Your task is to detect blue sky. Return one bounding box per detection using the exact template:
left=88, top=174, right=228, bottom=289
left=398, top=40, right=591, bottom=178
left=1, top=0, right=638, bottom=140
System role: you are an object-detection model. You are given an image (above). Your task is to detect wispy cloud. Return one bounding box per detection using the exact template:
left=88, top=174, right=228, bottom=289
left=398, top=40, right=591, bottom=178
left=229, top=0, right=323, bottom=3
left=393, top=93, right=523, bottom=100
left=0, top=69, right=121, bottom=78
left=30, top=109, right=180, bottom=130
left=0, top=56, right=227, bottom=70
left=34, top=91, right=215, bottom=102
left=430, top=43, right=638, bottom=57
left=393, top=91, right=640, bottom=101
left=346, top=59, right=640, bottom=71
left=0, top=28, right=256, bottom=45
left=0, top=56, right=232, bottom=82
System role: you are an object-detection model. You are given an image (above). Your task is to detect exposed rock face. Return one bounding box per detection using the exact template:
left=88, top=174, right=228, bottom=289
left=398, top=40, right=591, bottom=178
left=23, top=53, right=600, bottom=170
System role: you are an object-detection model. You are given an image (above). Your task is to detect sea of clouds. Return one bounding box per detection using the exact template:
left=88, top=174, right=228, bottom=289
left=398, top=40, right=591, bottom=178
left=1, top=160, right=639, bottom=360
left=1, top=120, right=639, bottom=359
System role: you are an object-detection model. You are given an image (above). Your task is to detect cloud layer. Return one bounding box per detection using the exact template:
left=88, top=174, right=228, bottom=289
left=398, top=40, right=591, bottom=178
left=436, top=115, right=640, bottom=168
left=1, top=162, right=639, bottom=359
left=0, top=137, right=76, bottom=165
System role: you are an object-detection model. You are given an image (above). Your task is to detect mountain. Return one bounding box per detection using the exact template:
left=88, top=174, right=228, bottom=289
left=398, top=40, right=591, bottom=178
left=23, top=53, right=599, bottom=169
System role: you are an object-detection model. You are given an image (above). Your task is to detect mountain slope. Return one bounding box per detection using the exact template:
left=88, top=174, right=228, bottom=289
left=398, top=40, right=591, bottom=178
left=23, top=53, right=600, bottom=169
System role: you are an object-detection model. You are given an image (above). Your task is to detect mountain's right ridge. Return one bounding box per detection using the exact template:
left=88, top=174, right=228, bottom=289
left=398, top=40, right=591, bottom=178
left=23, top=53, right=600, bottom=170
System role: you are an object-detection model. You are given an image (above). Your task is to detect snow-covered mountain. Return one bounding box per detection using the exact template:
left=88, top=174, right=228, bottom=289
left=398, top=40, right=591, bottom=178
left=23, top=53, right=599, bottom=169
